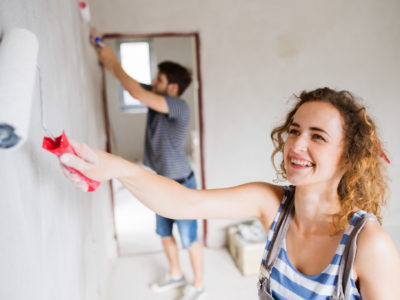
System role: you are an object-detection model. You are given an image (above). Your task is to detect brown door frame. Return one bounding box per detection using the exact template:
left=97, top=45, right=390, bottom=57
left=100, top=32, right=208, bottom=253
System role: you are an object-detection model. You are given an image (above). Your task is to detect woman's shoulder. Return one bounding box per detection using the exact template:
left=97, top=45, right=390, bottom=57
left=356, top=220, right=397, bottom=259
left=354, top=220, right=400, bottom=297
left=242, top=182, right=285, bottom=202
left=241, top=182, right=285, bottom=227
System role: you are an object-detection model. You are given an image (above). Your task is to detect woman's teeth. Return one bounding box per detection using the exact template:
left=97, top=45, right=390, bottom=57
left=291, top=158, right=314, bottom=167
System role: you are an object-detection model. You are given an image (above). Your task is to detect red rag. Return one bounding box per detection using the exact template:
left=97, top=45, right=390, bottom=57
left=42, top=131, right=101, bottom=192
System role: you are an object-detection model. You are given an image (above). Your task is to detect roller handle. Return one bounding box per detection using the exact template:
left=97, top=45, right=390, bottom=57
left=42, top=131, right=101, bottom=192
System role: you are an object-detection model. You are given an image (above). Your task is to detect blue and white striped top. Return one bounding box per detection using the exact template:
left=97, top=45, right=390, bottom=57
left=260, top=186, right=375, bottom=299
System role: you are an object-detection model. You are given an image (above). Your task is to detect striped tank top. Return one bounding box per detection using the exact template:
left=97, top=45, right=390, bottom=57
left=260, top=186, right=376, bottom=299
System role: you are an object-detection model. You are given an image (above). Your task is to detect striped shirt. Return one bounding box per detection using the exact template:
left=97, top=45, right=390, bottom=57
left=143, top=85, right=192, bottom=179
left=260, top=186, right=375, bottom=300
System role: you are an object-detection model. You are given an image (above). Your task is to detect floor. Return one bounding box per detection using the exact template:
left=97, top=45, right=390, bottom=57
left=108, top=248, right=258, bottom=300
left=109, top=181, right=258, bottom=300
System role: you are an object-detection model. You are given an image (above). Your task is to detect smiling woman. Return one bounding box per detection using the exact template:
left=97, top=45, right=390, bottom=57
left=58, top=87, right=400, bottom=300
left=284, top=102, right=346, bottom=187
left=271, top=88, right=388, bottom=232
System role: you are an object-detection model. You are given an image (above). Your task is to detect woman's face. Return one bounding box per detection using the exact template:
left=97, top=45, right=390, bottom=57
left=283, top=101, right=347, bottom=188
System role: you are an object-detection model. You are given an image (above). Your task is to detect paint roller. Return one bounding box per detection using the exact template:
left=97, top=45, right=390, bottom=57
left=0, top=27, right=100, bottom=191
left=0, top=28, right=56, bottom=146
left=0, top=28, right=38, bottom=149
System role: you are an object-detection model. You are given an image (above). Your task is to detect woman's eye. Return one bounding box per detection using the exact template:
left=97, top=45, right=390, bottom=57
left=313, top=134, right=326, bottom=141
left=288, top=128, right=299, bottom=135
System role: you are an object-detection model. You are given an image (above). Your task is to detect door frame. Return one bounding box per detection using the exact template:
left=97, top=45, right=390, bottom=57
left=99, top=32, right=208, bottom=254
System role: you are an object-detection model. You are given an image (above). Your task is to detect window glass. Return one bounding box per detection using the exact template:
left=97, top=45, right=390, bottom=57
left=119, top=40, right=152, bottom=110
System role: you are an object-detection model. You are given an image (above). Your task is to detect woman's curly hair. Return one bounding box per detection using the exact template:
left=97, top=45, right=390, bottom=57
left=271, top=87, right=389, bottom=231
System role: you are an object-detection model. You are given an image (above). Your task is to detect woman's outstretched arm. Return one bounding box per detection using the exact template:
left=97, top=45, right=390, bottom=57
left=59, top=140, right=283, bottom=225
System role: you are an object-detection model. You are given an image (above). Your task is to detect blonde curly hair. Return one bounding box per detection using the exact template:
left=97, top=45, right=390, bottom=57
left=271, top=87, right=389, bottom=231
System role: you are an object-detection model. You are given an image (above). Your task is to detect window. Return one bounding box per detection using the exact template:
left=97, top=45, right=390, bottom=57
left=118, top=39, right=153, bottom=111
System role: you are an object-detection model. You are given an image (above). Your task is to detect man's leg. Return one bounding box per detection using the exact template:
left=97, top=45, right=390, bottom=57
left=176, top=173, right=206, bottom=299
left=151, top=214, right=186, bottom=292
left=177, top=220, right=206, bottom=300
left=178, top=173, right=204, bottom=289
left=187, top=241, right=203, bottom=288
left=177, top=220, right=204, bottom=288
left=161, top=235, right=183, bottom=276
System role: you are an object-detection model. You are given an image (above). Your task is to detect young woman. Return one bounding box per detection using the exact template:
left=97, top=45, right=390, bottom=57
left=59, top=87, right=400, bottom=299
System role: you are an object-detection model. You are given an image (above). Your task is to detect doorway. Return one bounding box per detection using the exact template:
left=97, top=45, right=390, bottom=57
left=100, top=32, right=206, bottom=256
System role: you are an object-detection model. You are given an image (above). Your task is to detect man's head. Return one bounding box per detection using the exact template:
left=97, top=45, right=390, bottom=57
left=152, top=61, right=192, bottom=97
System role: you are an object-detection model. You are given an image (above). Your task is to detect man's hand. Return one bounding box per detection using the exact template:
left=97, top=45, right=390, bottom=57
left=89, top=27, right=104, bottom=50
left=89, top=27, right=120, bottom=73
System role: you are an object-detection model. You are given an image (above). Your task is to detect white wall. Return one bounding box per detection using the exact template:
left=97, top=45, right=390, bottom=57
left=0, top=1, right=117, bottom=299
left=92, top=0, right=400, bottom=248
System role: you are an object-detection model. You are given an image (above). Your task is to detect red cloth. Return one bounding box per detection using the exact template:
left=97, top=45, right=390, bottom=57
left=42, top=131, right=101, bottom=192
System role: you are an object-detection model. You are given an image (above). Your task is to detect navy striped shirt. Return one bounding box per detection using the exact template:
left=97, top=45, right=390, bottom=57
left=142, top=85, right=192, bottom=179
left=260, top=186, right=376, bottom=299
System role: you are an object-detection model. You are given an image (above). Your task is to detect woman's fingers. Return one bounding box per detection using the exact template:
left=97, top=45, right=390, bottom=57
left=60, top=164, right=89, bottom=192
left=60, top=153, right=92, bottom=172
left=69, top=139, right=99, bottom=165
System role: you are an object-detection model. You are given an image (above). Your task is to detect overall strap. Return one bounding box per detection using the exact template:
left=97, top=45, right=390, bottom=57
left=331, top=213, right=377, bottom=300
left=259, top=187, right=295, bottom=293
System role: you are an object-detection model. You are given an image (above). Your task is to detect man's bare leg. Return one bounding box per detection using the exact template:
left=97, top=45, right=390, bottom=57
left=161, top=236, right=183, bottom=276
left=188, top=241, right=203, bottom=288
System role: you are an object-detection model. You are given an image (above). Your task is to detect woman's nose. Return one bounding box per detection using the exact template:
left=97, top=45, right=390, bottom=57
left=292, top=135, right=308, bottom=152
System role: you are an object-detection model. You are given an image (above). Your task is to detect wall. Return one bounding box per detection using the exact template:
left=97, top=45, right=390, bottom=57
left=92, top=0, right=400, bottom=248
left=0, top=1, right=117, bottom=299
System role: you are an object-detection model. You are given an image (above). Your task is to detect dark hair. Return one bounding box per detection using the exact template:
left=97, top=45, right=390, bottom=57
left=158, top=61, right=192, bottom=96
left=271, top=87, right=389, bottom=231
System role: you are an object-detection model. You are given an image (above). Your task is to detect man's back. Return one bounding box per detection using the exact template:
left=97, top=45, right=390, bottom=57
left=144, top=96, right=192, bottom=180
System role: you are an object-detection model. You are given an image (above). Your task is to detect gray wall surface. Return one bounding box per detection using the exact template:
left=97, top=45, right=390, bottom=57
left=0, top=1, right=117, bottom=299
left=91, top=0, right=400, bottom=248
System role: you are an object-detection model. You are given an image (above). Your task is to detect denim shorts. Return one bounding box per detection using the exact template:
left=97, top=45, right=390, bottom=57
left=156, top=172, right=198, bottom=249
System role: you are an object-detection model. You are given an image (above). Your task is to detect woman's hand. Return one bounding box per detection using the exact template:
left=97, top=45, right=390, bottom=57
left=59, top=140, right=128, bottom=191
